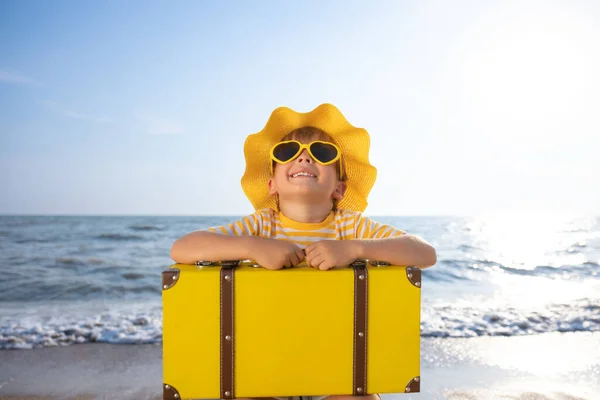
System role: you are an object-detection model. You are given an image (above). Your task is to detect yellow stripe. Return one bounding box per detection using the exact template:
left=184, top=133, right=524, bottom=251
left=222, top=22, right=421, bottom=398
left=231, top=221, right=244, bottom=235
left=279, top=230, right=337, bottom=238
left=275, top=221, right=337, bottom=232
left=337, top=215, right=355, bottom=225
left=364, top=220, right=374, bottom=238
left=356, top=217, right=367, bottom=238
left=260, top=210, right=272, bottom=236
left=340, top=229, right=354, bottom=240
left=273, top=213, right=355, bottom=230
left=275, top=223, right=337, bottom=234
left=341, top=223, right=353, bottom=235
left=242, top=216, right=256, bottom=235
left=218, top=226, right=229, bottom=235
left=374, top=225, right=389, bottom=238
left=241, top=218, right=252, bottom=235
left=250, top=214, right=260, bottom=235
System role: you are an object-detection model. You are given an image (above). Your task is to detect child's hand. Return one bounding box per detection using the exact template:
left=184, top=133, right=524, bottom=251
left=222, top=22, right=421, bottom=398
left=305, top=240, right=359, bottom=271
left=250, top=237, right=305, bottom=270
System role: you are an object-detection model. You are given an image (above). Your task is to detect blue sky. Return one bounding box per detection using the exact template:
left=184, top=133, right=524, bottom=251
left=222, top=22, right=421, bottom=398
left=1, top=0, right=599, bottom=216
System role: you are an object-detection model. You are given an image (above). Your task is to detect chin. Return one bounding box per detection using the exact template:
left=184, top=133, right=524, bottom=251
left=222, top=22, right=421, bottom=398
left=280, top=188, right=328, bottom=200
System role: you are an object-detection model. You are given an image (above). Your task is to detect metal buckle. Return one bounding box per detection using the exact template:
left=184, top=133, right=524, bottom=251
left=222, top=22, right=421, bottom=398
left=221, top=260, right=241, bottom=268
left=369, top=260, right=391, bottom=266
left=195, top=260, right=217, bottom=267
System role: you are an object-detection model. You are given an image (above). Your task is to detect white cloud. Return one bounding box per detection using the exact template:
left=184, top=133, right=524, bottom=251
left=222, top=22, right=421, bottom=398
left=42, top=100, right=112, bottom=123
left=0, top=70, right=35, bottom=84
left=135, top=114, right=186, bottom=135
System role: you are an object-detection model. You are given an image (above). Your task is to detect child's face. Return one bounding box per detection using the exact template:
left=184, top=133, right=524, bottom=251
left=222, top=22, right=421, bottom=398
left=267, top=137, right=346, bottom=206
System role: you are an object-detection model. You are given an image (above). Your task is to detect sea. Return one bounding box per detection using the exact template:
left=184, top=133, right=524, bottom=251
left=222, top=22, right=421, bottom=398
left=1, top=214, right=599, bottom=350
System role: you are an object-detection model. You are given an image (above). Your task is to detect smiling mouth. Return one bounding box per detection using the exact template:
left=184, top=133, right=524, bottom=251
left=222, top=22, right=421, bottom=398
left=290, top=171, right=317, bottom=178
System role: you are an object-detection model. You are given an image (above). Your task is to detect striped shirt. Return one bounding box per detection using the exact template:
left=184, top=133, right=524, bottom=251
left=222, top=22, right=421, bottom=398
left=207, top=208, right=405, bottom=248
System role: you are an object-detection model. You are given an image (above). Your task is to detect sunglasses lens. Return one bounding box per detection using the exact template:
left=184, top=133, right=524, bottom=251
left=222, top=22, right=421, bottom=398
left=310, top=142, right=338, bottom=163
left=273, top=142, right=301, bottom=162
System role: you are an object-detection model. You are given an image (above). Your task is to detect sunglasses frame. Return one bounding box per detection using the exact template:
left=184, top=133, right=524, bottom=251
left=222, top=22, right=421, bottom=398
left=269, top=140, right=344, bottom=179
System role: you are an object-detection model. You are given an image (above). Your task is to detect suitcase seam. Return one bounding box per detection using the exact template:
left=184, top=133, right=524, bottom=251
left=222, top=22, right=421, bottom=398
left=364, top=269, right=368, bottom=393
left=353, top=268, right=357, bottom=393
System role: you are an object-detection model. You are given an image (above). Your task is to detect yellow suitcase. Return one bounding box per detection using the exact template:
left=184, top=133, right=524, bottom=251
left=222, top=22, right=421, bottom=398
left=162, top=260, right=421, bottom=400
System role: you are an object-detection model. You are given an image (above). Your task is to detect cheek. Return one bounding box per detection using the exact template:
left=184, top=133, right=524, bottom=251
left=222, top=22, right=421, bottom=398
left=273, top=164, right=289, bottom=181
left=319, top=165, right=338, bottom=181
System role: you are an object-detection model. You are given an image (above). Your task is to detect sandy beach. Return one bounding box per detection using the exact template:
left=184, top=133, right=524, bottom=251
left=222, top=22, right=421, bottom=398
left=1, top=331, right=598, bottom=400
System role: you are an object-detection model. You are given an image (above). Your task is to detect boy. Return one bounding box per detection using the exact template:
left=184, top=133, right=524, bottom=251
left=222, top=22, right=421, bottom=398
left=171, top=103, right=436, bottom=400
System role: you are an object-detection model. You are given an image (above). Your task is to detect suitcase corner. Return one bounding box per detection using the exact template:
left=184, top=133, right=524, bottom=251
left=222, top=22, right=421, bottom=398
left=163, top=383, right=181, bottom=400
left=405, top=376, right=420, bottom=393
left=405, top=266, right=422, bottom=288
left=162, top=268, right=181, bottom=290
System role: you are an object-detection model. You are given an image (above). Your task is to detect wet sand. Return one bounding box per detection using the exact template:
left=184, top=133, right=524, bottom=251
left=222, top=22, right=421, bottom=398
left=0, top=332, right=598, bottom=400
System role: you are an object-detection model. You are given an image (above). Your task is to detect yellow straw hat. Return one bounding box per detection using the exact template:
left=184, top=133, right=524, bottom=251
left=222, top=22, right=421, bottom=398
left=241, top=103, right=377, bottom=212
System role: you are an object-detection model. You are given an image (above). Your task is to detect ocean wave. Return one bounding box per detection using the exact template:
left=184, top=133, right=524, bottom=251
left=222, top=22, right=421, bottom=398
left=55, top=257, right=86, bottom=265
left=457, top=244, right=481, bottom=252
left=424, top=268, right=473, bottom=283
left=53, top=257, right=106, bottom=266
left=94, top=233, right=145, bottom=241
left=121, top=272, right=146, bottom=280
left=0, top=310, right=162, bottom=350
left=421, top=299, right=600, bottom=338
left=440, top=258, right=600, bottom=279
left=0, top=280, right=160, bottom=302
left=129, top=225, right=164, bottom=231
left=15, top=238, right=52, bottom=244
left=2, top=299, right=598, bottom=349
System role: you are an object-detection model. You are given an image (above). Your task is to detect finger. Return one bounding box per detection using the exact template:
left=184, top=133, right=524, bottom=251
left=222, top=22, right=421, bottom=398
left=319, top=261, right=334, bottom=271
left=310, top=255, right=325, bottom=269
left=305, top=251, right=319, bottom=268
left=266, top=263, right=282, bottom=270
left=304, top=243, right=321, bottom=256
left=304, top=244, right=314, bottom=256
left=289, top=252, right=300, bottom=266
left=296, top=249, right=306, bottom=263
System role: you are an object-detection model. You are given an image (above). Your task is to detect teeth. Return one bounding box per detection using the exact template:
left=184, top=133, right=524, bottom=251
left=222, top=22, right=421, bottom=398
left=292, top=172, right=316, bottom=178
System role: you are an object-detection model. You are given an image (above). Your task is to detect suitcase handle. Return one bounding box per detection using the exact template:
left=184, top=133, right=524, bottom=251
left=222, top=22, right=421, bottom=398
left=195, top=258, right=393, bottom=268
left=195, top=259, right=245, bottom=267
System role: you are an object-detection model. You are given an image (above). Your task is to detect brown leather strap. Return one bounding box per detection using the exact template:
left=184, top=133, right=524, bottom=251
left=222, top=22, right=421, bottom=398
left=353, top=264, right=368, bottom=395
left=220, top=267, right=235, bottom=399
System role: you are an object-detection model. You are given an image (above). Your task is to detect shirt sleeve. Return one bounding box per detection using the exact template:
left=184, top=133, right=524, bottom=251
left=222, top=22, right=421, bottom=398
left=206, top=211, right=263, bottom=236
left=354, top=214, right=405, bottom=239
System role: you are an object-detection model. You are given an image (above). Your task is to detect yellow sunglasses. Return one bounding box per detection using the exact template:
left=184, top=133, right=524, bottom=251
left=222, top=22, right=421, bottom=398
left=269, top=140, right=344, bottom=179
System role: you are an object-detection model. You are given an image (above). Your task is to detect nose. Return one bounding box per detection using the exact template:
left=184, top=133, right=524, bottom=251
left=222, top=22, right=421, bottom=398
left=296, top=149, right=313, bottom=164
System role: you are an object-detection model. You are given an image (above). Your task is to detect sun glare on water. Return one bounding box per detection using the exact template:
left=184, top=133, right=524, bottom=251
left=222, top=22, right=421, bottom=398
left=470, top=212, right=582, bottom=270
left=466, top=212, right=598, bottom=308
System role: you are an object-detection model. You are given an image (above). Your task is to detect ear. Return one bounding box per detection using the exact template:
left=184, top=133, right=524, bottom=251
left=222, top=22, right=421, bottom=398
left=332, top=181, right=347, bottom=200
left=268, top=178, right=277, bottom=195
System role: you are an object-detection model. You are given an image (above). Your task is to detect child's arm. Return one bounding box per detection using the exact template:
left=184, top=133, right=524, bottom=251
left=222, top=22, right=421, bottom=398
left=354, top=234, right=436, bottom=268
left=305, top=235, right=436, bottom=270
left=171, top=231, right=256, bottom=264
left=171, top=212, right=305, bottom=269
left=171, top=231, right=305, bottom=270
left=305, top=215, right=436, bottom=270
left=354, top=215, right=436, bottom=268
